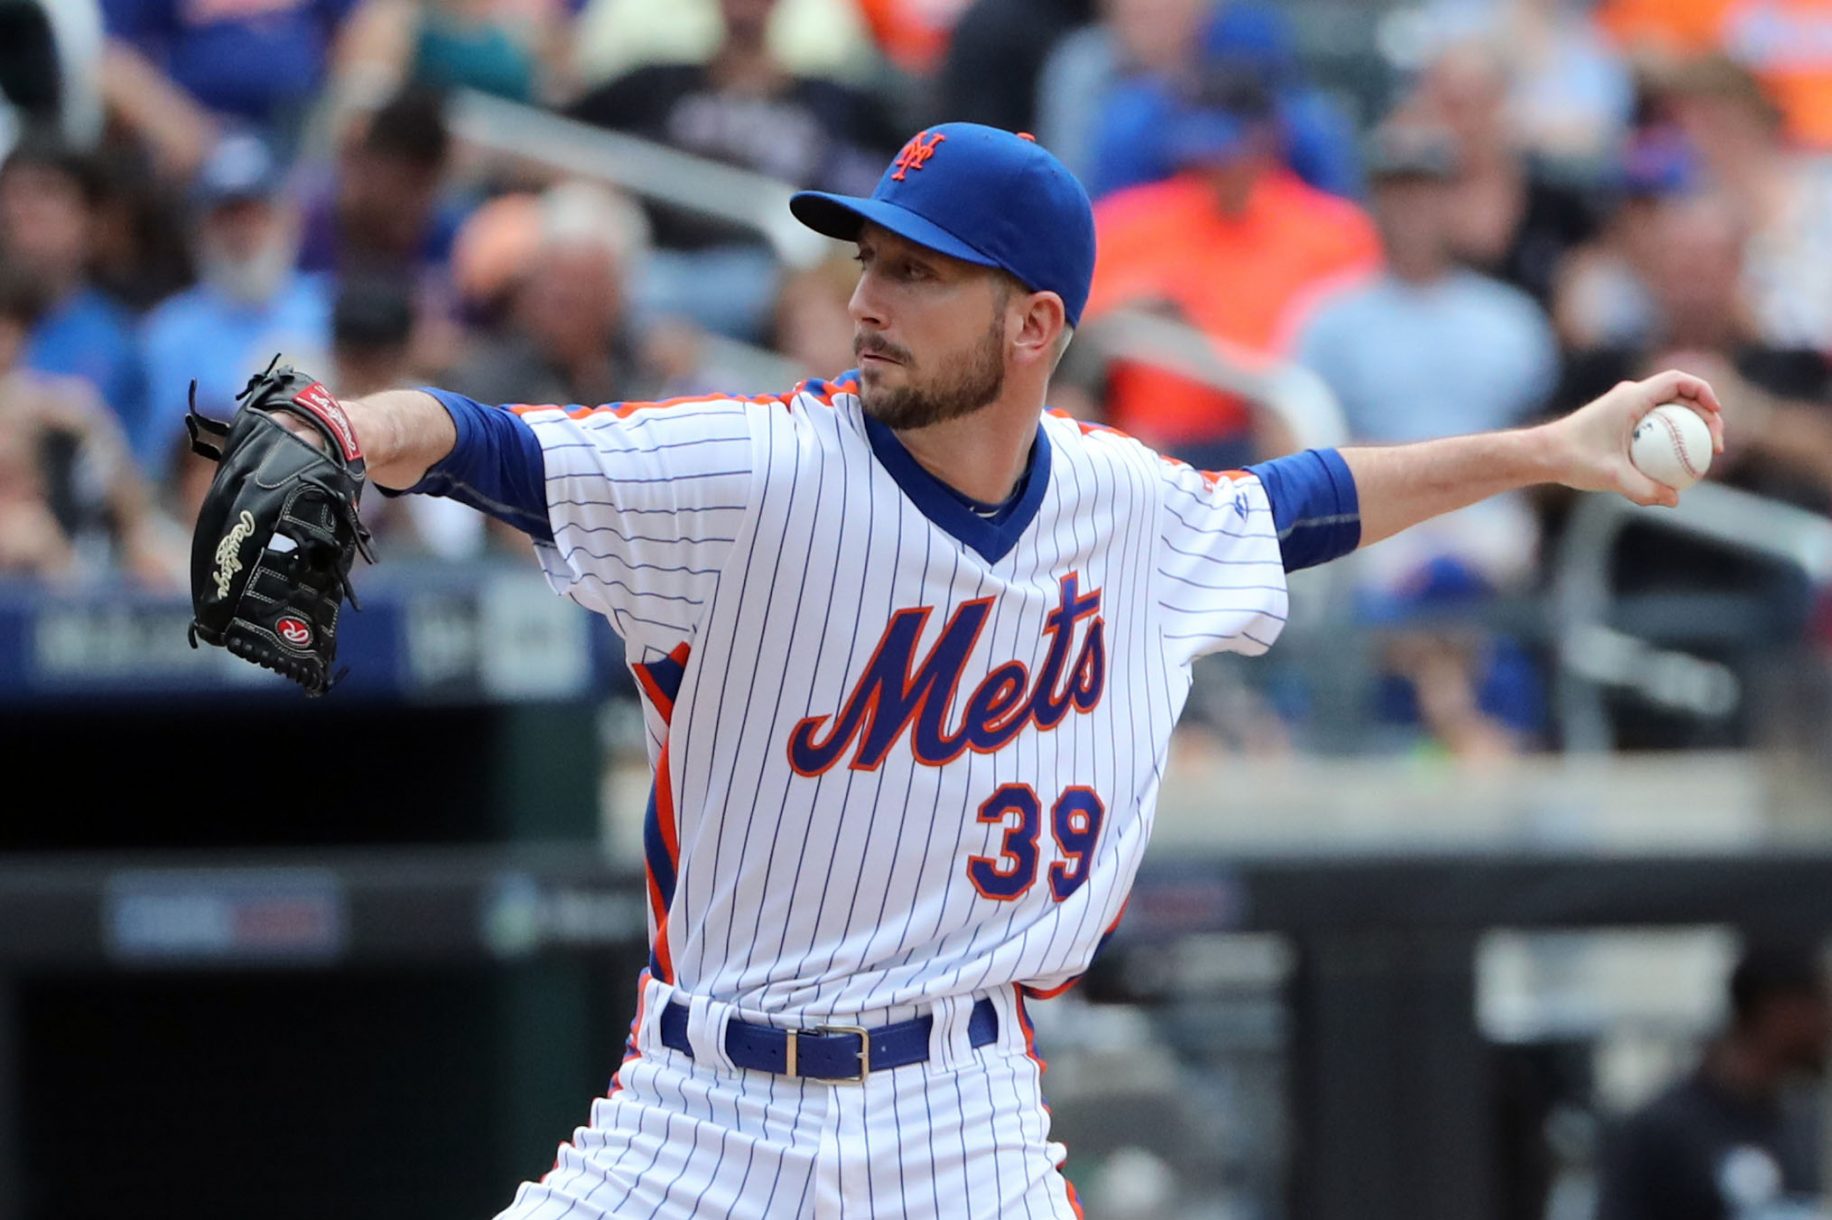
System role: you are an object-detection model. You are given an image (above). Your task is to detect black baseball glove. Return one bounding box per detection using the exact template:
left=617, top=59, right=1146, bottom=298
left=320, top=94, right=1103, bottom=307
left=186, top=359, right=376, bottom=695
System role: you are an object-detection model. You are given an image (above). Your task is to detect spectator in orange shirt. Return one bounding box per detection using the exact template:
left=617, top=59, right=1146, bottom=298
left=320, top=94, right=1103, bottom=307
left=855, top=0, right=973, bottom=76
left=1084, top=67, right=1378, bottom=468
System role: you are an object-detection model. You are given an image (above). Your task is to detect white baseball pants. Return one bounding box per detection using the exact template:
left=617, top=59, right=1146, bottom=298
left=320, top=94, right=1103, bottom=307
left=494, top=978, right=1084, bottom=1219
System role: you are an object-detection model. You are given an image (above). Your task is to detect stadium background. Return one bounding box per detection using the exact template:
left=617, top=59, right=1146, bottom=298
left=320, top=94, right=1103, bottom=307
left=2, top=0, right=1832, bottom=1216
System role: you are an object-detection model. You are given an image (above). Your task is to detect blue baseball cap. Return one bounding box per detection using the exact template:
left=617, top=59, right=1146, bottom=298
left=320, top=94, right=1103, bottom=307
left=1163, top=64, right=1276, bottom=168
left=790, top=123, right=1097, bottom=327
left=194, top=131, right=282, bottom=208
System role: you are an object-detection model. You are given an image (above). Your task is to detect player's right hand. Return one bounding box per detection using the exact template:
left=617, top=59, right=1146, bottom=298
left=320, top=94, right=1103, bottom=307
left=1541, top=369, right=1725, bottom=508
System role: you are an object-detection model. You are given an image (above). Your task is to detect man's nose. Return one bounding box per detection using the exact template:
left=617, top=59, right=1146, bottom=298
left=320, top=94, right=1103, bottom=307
left=848, top=270, right=887, bottom=330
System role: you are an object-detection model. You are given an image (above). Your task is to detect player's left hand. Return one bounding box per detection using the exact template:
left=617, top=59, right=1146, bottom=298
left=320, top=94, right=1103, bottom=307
left=185, top=360, right=376, bottom=694
left=1539, top=368, right=1725, bottom=508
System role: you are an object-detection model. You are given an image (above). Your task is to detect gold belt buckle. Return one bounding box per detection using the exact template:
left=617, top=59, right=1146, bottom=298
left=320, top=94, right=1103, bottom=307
left=786, top=1024, right=871, bottom=1084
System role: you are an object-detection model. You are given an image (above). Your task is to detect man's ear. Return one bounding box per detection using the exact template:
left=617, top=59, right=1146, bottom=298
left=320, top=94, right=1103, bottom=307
left=1011, top=291, right=1068, bottom=370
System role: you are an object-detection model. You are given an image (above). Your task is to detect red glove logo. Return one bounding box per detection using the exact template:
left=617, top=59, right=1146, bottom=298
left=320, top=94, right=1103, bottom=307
left=291, top=382, right=361, bottom=461
left=276, top=617, right=314, bottom=647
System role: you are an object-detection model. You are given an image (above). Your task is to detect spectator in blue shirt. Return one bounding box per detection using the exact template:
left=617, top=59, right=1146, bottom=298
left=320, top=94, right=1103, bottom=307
left=1083, top=2, right=1363, bottom=200
left=0, top=134, right=145, bottom=454
left=1290, top=123, right=1560, bottom=756
left=99, top=0, right=358, bottom=168
left=141, top=133, right=332, bottom=482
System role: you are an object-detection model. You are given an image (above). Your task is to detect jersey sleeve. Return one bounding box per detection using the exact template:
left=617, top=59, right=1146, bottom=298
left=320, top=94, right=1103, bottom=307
left=521, top=396, right=760, bottom=643
left=1154, top=458, right=1291, bottom=666
left=401, top=389, right=761, bottom=645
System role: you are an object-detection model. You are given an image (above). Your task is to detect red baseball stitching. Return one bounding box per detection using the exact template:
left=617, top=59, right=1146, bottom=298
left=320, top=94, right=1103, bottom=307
left=1654, top=410, right=1700, bottom=481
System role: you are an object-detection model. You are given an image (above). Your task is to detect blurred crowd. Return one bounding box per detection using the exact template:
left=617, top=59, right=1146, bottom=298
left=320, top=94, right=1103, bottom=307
left=3, top=0, right=1832, bottom=754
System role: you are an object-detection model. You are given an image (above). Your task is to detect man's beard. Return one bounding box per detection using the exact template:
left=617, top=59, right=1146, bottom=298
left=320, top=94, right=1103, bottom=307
left=199, top=236, right=294, bottom=307
left=856, top=317, right=1006, bottom=429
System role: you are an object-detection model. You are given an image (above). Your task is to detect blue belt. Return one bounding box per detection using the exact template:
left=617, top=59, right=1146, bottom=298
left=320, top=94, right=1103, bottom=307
left=658, top=997, right=998, bottom=1083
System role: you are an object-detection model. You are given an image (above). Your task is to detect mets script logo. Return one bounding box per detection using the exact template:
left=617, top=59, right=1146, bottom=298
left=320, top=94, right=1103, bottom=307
left=789, top=574, right=1104, bottom=775
left=891, top=131, right=946, bottom=182
left=213, top=510, right=258, bottom=599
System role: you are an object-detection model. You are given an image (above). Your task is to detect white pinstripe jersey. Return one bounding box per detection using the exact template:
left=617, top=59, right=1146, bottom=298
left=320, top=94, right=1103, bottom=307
left=519, top=373, right=1287, bottom=1024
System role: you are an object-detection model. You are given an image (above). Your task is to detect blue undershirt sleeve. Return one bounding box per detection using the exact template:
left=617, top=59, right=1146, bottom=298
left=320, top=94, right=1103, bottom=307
left=1243, top=448, right=1362, bottom=572
left=375, top=388, right=554, bottom=543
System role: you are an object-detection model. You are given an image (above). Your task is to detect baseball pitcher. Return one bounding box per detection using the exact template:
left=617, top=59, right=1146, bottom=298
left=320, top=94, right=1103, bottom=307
left=187, top=124, right=1722, bottom=1217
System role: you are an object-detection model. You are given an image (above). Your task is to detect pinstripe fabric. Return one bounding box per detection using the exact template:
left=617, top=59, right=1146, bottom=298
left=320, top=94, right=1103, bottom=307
left=478, top=374, right=1291, bottom=1213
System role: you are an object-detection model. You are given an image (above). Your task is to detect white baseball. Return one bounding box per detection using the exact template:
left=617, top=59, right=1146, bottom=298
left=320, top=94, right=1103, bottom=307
left=1630, top=403, right=1713, bottom=492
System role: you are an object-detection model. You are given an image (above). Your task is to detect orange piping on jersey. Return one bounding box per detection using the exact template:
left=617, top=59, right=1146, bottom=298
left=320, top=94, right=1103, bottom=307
left=1014, top=985, right=1047, bottom=1076
left=1049, top=410, right=1260, bottom=492
left=1012, top=985, right=1087, bottom=1213
left=795, top=375, right=861, bottom=406
left=508, top=375, right=860, bottom=421
left=1046, top=408, right=1135, bottom=442
left=508, top=392, right=782, bottom=419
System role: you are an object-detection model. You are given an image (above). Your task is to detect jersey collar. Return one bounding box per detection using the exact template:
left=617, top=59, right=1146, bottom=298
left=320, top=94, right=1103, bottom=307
left=857, top=396, right=1053, bottom=565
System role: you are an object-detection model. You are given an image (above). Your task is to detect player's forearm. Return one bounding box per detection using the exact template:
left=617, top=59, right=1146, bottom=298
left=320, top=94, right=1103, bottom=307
left=1342, top=428, right=1557, bottom=550
left=344, top=389, right=458, bottom=491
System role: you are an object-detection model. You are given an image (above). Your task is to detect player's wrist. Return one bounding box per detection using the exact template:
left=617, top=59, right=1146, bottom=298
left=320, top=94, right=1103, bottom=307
left=1517, top=423, right=1568, bottom=488
left=344, top=389, right=457, bottom=491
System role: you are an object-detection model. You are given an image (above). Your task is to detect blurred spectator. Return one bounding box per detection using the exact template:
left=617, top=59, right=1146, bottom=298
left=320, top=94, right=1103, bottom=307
left=771, top=251, right=857, bottom=378
left=1082, top=2, right=1363, bottom=200
left=84, top=142, right=197, bottom=314
left=856, top=0, right=975, bottom=77
left=449, top=190, right=543, bottom=325
left=99, top=0, right=357, bottom=173
left=1291, top=124, right=1558, bottom=757
left=1561, top=192, right=1832, bottom=513
left=570, top=0, right=874, bottom=94
left=1599, top=0, right=1832, bottom=151
left=566, top=0, right=896, bottom=339
left=1036, top=0, right=1213, bottom=184
left=331, top=275, right=417, bottom=398
left=1395, top=41, right=1601, bottom=305
left=139, top=133, right=334, bottom=480
left=296, top=86, right=462, bottom=288
left=0, top=133, right=144, bottom=453
left=1084, top=67, right=1378, bottom=468
left=1595, top=940, right=1828, bottom=1220
left=1552, top=126, right=1699, bottom=350
left=1652, top=54, right=1832, bottom=352
left=329, top=271, right=488, bottom=558
left=446, top=181, right=660, bottom=409
left=1417, top=0, right=1635, bottom=164
left=335, top=0, right=578, bottom=108
left=933, top=0, right=1094, bottom=135
left=0, top=262, right=176, bottom=586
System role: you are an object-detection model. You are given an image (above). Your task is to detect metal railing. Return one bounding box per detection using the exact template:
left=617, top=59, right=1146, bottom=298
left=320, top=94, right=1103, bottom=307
left=1065, top=308, right=1352, bottom=449
left=1552, top=482, right=1832, bottom=751
left=446, top=88, right=834, bottom=271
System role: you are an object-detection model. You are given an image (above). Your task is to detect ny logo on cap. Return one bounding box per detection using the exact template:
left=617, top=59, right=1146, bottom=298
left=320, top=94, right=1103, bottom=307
left=891, top=131, right=947, bottom=181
